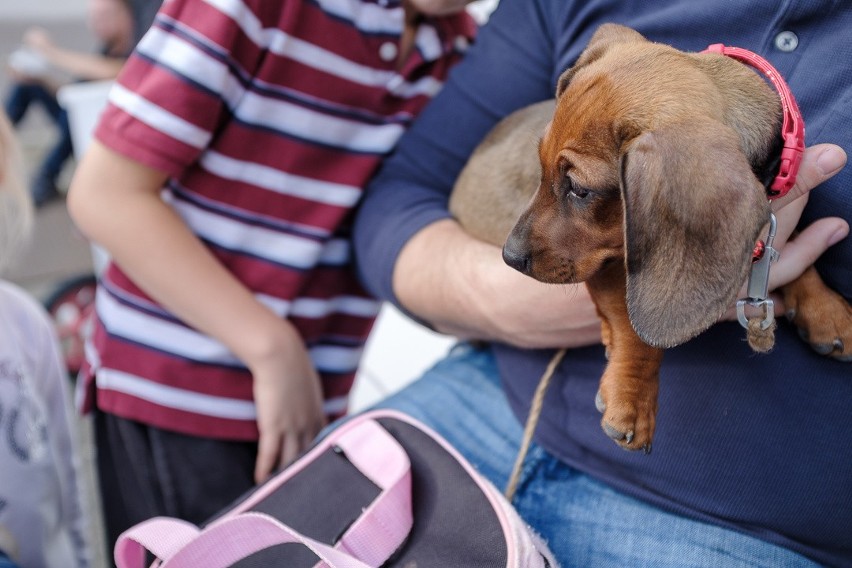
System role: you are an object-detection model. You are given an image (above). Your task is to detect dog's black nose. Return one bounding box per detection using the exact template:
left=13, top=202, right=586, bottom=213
left=502, top=235, right=531, bottom=274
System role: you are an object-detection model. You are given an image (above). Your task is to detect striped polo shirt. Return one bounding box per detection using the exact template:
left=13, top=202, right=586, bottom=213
left=79, top=0, right=475, bottom=440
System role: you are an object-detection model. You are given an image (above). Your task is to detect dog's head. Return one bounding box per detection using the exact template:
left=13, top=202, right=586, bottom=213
left=503, top=23, right=781, bottom=347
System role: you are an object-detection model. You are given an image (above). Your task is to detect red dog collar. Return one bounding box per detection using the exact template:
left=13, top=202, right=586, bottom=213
left=702, top=44, right=805, bottom=198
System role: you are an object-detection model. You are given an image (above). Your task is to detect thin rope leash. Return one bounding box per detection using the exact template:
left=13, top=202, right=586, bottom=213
left=504, top=347, right=566, bottom=502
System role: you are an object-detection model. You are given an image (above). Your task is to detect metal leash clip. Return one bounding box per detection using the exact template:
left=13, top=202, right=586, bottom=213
left=737, top=212, right=780, bottom=330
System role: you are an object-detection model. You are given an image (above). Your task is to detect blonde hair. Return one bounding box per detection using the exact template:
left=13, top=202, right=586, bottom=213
left=0, top=110, right=33, bottom=273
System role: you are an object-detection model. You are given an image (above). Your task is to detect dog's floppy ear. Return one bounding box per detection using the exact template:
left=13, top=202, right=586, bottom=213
left=621, top=118, right=771, bottom=348
left=556, top=24, right=647, bottom=97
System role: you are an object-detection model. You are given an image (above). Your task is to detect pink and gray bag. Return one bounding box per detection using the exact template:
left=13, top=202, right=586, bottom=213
left=114, top=409, right=558, bottom=568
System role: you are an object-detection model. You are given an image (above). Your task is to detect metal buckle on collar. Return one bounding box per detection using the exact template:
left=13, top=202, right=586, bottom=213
left=736, top=212, right=779, bottom=330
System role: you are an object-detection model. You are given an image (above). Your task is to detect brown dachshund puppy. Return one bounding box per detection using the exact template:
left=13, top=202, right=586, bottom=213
left=450, top=23, right=851, bottom=452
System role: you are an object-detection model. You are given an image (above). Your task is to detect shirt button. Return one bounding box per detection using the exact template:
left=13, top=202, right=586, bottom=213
left=774, top=31, right=799, bottom=52
left=379, top=41, right=398, bottom=62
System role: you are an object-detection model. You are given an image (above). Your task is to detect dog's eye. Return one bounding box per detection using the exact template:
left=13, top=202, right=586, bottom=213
left=558, top=172, right=591, bottom=202
left=569, top=186, right=590, bottom=200
left=565, top=180, right=591, bottom=201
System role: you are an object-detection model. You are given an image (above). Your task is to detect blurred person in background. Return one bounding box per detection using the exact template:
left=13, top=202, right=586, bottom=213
left=0, top=109, right=92, bottom=567
left=3, top=0, right=136, bottom=207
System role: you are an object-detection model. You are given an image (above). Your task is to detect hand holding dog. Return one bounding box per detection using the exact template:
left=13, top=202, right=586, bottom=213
left=451, top=25, right=851, bottom=451
left=401, top=145, right=848, bottom=353
left=394, top=217, right=603, bottom=349
left=725, top=143, right=848, bottom=319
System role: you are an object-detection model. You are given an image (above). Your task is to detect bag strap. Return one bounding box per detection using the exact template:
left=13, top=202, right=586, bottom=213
left=114, top=418, right=412, bottom=568
left=114, top=518, right=201, bottom=568
left=159, top=512, right=372, bottom=568
left=332, top=417, right=412, bottom=565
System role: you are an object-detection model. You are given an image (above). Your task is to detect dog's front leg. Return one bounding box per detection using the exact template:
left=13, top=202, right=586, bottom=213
left=587, top=263, right=664, bottom=453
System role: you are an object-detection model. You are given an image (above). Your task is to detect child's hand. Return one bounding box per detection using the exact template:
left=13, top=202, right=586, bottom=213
left=22, top=27, right=55, bottom=57
left=250, top=321, right=326, bottom=484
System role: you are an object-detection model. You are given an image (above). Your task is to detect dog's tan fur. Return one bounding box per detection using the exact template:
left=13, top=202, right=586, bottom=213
left=449, top=24, right=852, bottom=452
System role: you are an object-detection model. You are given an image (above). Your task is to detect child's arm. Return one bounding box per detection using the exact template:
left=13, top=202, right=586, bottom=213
left=68, top=142, right=326, bottom=482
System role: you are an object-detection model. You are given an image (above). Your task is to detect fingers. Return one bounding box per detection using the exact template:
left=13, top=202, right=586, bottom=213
left=280, top=430, right=319, bottom=469
left=254, top=432, right=281, bottom=484
left=278, top=432, right=301, bottom=472
left=722, top=217, right=848, bottom=323
left=770, top=192, right=807, bottom=249
left=716, top=144, right=847, bottom=326
left=23, top=28, right=53, bottom=52
left=771, top=144, right=847, bottom=210
left=765, top=143, right=846, bottom=263
left=768, top=216, right=849, bottom=287
left=254, top=427, right=322, bottom=484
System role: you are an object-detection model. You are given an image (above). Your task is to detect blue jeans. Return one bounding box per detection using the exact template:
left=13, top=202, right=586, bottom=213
left=373, top=342, right=822, bottom=568
left=4, top=82, right=73, bottom=191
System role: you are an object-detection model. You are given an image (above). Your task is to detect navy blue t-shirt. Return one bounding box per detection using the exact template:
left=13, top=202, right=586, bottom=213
left=354, top=1, right=852, bottom=566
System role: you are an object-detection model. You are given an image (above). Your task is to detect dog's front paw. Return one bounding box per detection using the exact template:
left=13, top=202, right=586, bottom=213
left=785, top=276, right=852, bottom=362
left=595, top=382, right=656, bottom=454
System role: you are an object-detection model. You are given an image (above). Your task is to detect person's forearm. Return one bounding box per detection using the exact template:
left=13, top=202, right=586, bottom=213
left=68, top=143, right=292, bottom=367
left=354, top=0, right=591, bottom=347
left=394, top=218, right=602, bottom=348
left=69, top=142, right=326, bottom=481
left=42, top=46, right=125, bottom=81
